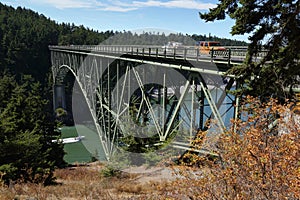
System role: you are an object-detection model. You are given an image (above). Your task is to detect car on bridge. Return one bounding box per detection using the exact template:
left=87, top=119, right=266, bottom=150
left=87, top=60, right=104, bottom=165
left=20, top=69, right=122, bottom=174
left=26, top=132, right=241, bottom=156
left=196, top=41, right=226, bottom=55
left=162, top=41, right=184, bottom=50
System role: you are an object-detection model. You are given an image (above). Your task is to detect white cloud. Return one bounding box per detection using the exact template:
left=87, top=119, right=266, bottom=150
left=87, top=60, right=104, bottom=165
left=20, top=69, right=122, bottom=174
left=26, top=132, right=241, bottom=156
left=29, top=0, right=216, bottom=11
left=101, top=6, right=138, bottom=12
left=31, top=0, right=104, bottom=9
left=132, top=0, right=215, bottom=10
left=46, top=0, right=92, bottom=9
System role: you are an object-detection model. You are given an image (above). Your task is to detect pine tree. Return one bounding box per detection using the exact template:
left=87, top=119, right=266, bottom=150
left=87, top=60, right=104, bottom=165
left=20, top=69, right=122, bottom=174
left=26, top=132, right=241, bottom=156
left=0, top=74, right=65, bottom=185
left=200, top=0, right=300, bottom=98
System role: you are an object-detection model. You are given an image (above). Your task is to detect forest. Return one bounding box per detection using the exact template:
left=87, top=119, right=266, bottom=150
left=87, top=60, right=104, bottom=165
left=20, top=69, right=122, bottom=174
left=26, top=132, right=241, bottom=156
left=101, top=31, right=248, bottom=46
left=0, top=3, right=115, bottom=185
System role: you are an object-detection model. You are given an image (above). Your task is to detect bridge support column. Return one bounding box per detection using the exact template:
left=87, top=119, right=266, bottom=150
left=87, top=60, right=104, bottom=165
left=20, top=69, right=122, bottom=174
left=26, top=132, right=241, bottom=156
left=53, top=85, right=66, bottom=112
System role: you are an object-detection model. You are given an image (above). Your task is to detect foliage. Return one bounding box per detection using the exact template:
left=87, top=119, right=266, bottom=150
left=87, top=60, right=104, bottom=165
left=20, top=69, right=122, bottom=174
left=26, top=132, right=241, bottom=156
left=0, top=3, right=58, bottom=83
left=100, top=165, right=121, bottom=178
left=55, top=107, right=69, bottom=125
left=0, top=3, right=113, bottom=83
left=191, top=33, right=248, bottom=46
left=167, top=97, right=300, bottom=199
left=200, top=0, right=300, bottom=99
left=0, top=3, right=114, bottom=184
left=102, top=30, right=248, bottom=46
left=57, top=23, right=114, bottom=45
left=0, top=73, right=66, bottom=185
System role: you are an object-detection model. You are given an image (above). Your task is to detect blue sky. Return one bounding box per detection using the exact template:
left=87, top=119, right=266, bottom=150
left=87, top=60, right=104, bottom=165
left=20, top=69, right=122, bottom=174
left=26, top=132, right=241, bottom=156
left=2, top=0, right=249, bottom=41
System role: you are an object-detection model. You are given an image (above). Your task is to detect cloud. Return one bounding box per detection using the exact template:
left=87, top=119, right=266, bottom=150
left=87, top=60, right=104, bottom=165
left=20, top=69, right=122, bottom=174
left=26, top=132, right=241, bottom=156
left=47, top=1, right=92, bottom=9
left=29, top=0, right=216, bottom=11
left=101, top=6, right=138, bottom=12
left=131, top=0, right=215, bottom=10
left=31, top=0, right=104, bottom=9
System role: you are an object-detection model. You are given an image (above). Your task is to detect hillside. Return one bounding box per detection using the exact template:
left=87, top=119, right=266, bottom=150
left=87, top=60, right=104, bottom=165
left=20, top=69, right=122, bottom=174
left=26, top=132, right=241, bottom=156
left=0, top=3, right=114, bottom=83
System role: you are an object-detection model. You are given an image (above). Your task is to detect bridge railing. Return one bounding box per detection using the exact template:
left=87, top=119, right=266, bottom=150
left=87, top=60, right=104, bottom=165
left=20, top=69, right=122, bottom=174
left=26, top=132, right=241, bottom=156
left=49, top=45, right=267, bottom=64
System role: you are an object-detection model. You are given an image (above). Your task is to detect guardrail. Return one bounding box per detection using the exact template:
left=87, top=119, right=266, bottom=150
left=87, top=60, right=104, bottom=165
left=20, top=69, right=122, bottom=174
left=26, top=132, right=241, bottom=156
left=49, top=45, right=267, bottom=64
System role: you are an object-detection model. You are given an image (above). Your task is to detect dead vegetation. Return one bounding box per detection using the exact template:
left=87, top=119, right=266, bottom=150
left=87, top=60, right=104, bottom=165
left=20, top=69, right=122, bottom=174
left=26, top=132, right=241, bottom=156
left=0, top=162, right=175, bottom=200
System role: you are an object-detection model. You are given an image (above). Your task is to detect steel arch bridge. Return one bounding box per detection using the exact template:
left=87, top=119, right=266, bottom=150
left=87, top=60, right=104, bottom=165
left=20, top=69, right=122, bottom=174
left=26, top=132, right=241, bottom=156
left=50, top=45, right=261, bottom=161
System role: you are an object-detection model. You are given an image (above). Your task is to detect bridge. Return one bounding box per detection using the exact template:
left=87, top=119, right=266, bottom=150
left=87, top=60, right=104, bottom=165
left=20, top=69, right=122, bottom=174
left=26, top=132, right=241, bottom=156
left=49, top=45, right=263, bottom=161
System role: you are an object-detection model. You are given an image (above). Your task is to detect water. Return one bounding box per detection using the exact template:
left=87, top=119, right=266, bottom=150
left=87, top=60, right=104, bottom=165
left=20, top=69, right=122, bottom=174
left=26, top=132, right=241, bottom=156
left=61, top=125, right=106, bottom=164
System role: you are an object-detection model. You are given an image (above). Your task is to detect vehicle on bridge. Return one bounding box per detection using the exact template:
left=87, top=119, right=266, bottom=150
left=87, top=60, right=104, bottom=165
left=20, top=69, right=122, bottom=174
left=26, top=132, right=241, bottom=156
left=162, top=41, right=183, bottom=50
left=196, top=41, right=226, bottom=55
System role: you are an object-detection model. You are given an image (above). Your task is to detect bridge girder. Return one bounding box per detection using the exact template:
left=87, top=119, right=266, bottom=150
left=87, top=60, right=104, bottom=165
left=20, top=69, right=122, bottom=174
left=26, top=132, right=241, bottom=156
left=50, top=46, right=238, bottom=161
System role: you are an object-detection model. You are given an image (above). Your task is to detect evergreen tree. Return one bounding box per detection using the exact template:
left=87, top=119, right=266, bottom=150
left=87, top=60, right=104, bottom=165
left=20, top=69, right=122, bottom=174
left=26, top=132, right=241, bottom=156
left=200, top=0, right=300, bottom=98
left=0, top=73, right=65, bottom=185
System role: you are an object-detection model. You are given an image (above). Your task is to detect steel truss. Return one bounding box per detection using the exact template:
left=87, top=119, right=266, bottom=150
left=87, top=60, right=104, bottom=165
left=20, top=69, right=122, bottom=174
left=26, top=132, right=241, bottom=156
left=51, top=47, right=238, bottom=161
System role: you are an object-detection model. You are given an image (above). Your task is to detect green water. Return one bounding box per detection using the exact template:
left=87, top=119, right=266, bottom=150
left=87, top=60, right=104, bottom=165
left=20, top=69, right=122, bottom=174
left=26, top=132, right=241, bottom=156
left=61, top=125, right=106, bottom=164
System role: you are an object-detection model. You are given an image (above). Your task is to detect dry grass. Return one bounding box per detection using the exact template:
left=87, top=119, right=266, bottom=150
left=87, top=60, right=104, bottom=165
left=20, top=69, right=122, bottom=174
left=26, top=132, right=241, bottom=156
left=0, top=162, right=175, bottom=200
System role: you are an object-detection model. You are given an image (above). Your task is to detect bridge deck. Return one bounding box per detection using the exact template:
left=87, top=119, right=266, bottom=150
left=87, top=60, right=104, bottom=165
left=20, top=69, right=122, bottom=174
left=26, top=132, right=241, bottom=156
left=49, top=45, right=265, bottom=76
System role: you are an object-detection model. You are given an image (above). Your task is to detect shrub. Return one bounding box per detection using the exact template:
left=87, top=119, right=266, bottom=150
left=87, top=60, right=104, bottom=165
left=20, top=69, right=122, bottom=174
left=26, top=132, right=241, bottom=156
left=167, top=97, right=300, bottom=199
left=100, top=165, right=121, bottom=178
